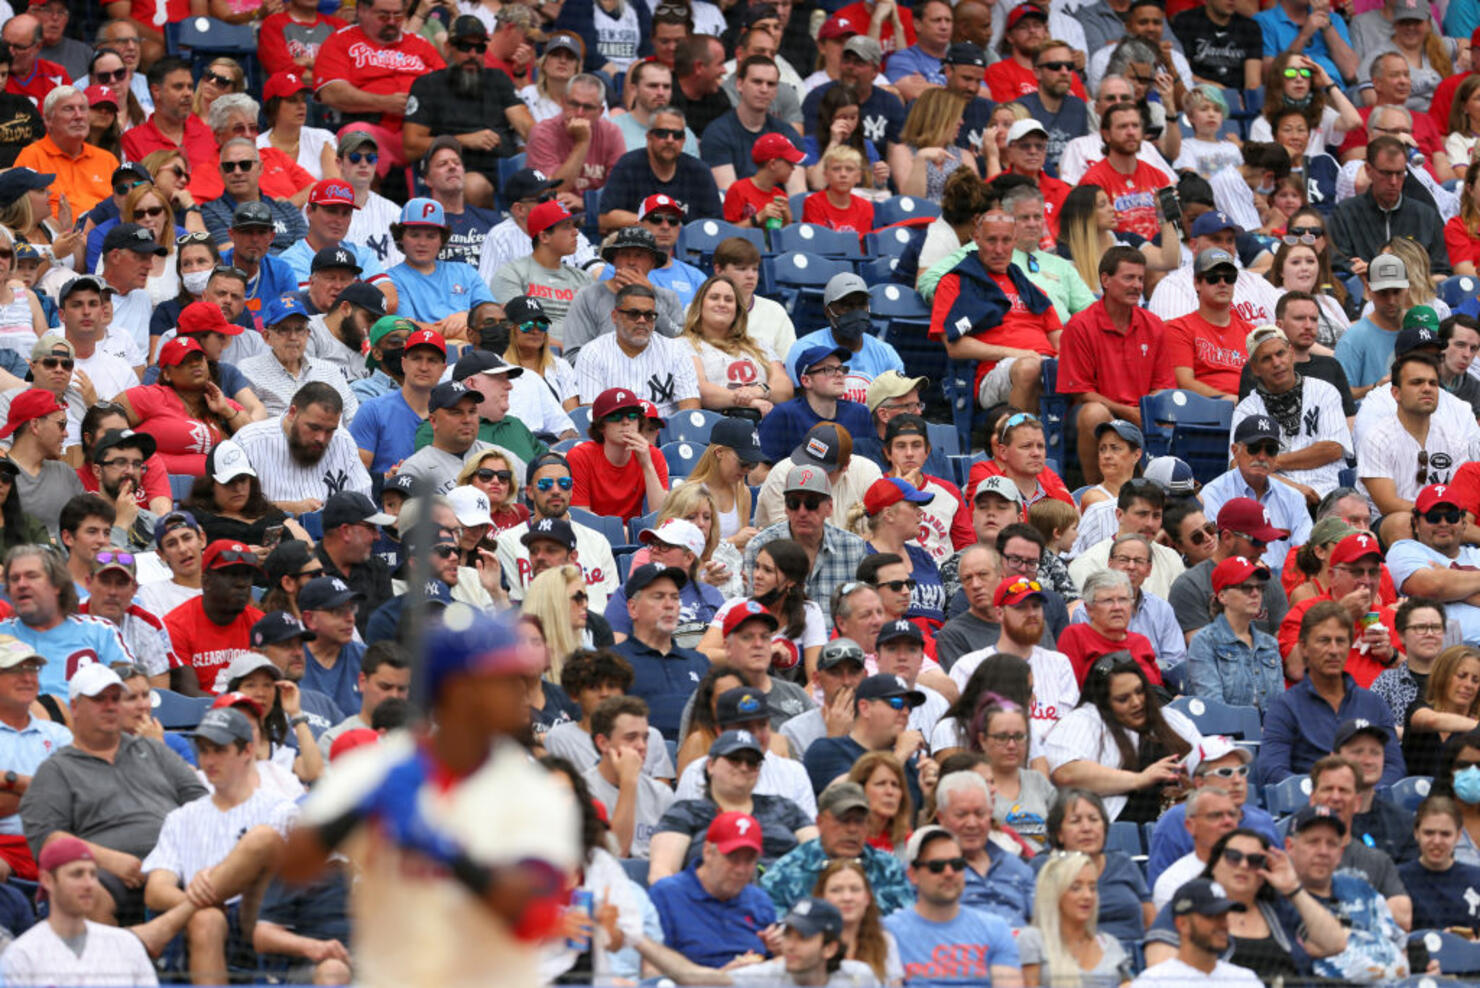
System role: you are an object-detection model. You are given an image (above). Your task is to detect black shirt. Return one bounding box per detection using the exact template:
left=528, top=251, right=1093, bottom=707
left=1170, top=7, right=1264, bottom=90
left=1238, top=352, right=1359, bottom=418
left=0, top=94, right=42, bottom=168
left=406, top=67, right=524, bottom=179
left=315, top=543, right=393, bottom=636
left=699, top=110, right=796, bottom=183
left=669, top=85, right=733, bottom=146
left=598, top=149, right=724, bottom=221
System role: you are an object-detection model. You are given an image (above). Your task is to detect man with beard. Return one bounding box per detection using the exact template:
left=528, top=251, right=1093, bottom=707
left=497, top=452, right=620, bottom=609
left=414, top=348, right=542, bottom=465
left=81, top=432, right=159, bottom=550
left=948, top=576, right=1079, bottom=749
left=234, top=383, right=374, bottom=514
left=422, top=138, right=500, bottom=268
left=598, top=112, right=723, bottom=234
left=1014, top=40, right=1088, bottom=176
left=1132, top=877, right=1265, bottom=988
left=306, top=269, right=384, bottom=385
left=313, top=0, right=444, bottom=144
left=0, top=545, right=134, bottom=702
left=222, top=199, right=305, bottom=325
left=1079, top=104, right=1172, bottom=242
left=984, top=4, right=1088, bottom=103
left=163, top=541, right=264, bottom=697
left=239, top=296, right=360, bottom=423
left=404, top=16, right=532, bottom=205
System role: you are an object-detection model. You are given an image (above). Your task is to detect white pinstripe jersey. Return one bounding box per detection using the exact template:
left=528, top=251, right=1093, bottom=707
left=142, top=787, right=298, bottom=892
left=233, top=415, right=373, bottom=504
left=574, top=332, right=700, bottom=418
left=1, top=920, right=158, bottom=986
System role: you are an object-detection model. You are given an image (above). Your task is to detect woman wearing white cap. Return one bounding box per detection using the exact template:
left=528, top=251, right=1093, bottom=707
left=183, top=438, right=309, bottom=553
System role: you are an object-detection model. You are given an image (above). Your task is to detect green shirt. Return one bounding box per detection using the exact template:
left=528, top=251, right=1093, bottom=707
left=413, top=415, right=549, bottom=466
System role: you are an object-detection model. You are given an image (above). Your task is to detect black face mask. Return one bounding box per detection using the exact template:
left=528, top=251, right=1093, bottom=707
left=380, top=346, right=405, bottom=379
left=830, top=307, right=871, bottom=344
left=1283, top=92, right=1313, bottom=109
left=755, top=586, right=785, bottom=608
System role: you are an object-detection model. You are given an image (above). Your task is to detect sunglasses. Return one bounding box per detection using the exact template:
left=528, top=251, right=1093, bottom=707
left=877, top=695, right=908, bottom=710
left=40, top=357, right=73, bottom=370
left=785, top=493, right=824, bottom=512
left=210, top=548, right=257, bottom=567
left=113, top=179, right=146, bottom=196
left=204, top=70, right=235, bottom=87
left=996, top=410, right=1039, bottom=442
left=220, top=159, right=255, bottom=173
left=569, top=589, right=589, bottom=606
left=1204, top=764, right=1250, bottom=779
left=430, top=544, right=459, bottom=559
left=876, top=578, right=917, bottom=592
left=605, top=409, right=643, bottom=423
left=1188, top=521, right=1218, bottom=546
left=649, top=127, right=685, bottom=141
left=1003, top=577, right=1043, bottom=595
left=724, top=752, right=764, bottom=768
left=617, top=307, right=657, bottom=322
left=176, top=231, right=211, bottom=246
left=535, top=476, right=574, bottom=492
left=1037, top=59, right=1073, bottom=71
left=916, top=856, right=967, bottom=874
left=1222, top=847, right=1268, bottom=870
left=94, top=68, right=126, bottom=84
left=346, top=151, right=379, bottom=165
left=1282, top=233, right=1317, bottom=246
left=1200, top=271, right=1237, bottom=285
left=516, top=320, right=549, bottom=333
left=1423, top=507, right=1463, bottom=525
left=453, top=40, right=489, bottom=53
left=0, top=249, right=14, bottom=261
left=1289, top=225, right=1324, bottom=238
left=476, top=468, right=513, bottom=484
left=645, top=213, right=683, bottom=226
left=135, top=206, right=165, bottom=219
left=1283, top=67, right=1312, bottom=78
left=95, top=551, right=137, bottom=566
left=1246, top=441, right=1280, bottom=457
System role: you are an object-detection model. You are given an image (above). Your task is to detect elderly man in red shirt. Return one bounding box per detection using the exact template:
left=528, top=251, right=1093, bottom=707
left=314, top=0, right=445, bottom=161
left=1057, top=245, right=1175, bottom=484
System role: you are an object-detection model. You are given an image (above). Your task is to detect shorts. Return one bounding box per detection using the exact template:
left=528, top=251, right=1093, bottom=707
left=976, top=356, right=1020, bottom=408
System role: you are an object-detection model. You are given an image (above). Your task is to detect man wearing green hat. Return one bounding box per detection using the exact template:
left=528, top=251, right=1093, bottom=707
left=1352, top=307, right=1480, bottom=461
left=350, top=316, right=416, bottom=403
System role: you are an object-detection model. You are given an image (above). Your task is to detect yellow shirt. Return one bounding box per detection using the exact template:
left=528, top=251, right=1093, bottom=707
left=13, top=135, right=119, bottom=217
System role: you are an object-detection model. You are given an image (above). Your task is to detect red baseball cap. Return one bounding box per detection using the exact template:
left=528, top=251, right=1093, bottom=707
left=1415, top=483, right=1464, bottom=514
left=527, top=200, right=575, bottom=238
left=1211, top=555, right=1271, bottom=594
left=177, top=300, right=242, bottom=337
left=706, top=811, right=764, bottom=854
left=592, top=387, right=643, bottom=421
left=329, top=727, right=380, bottom=762
left=37, top=835, right=93, bottom=873
left=1006, top=1, right=1048, bottom=28
left=818, top=13, right=858, bottom=39
left=1214, top=497, right=1289, bottom=542
left=752, top=132, right=805, bottom=166
left=639, top=194, right=685, bottom=221
left=1328, top=532, right=1384, bottom=568
left=263, top=71, right=310, bottom=102
left=84, top=84, right=118, bottom=109
left=863, top=477, right=934, bottom=516
left=202, top=539, right=261, bottom=571
left=156, top=336, right=207, bottom=368
left=639, top=398, right=666, bottom=427
left=308, top=179, right=356, bottom=207
left=722, top=600, right=780, bottom=637
left=211, top=690, right=265, bottom=719
left=405, top=328, right=446, bottom=355
left=0, top=388, right=65, bottom=439
left=993, top=575, right=1046, bottom=607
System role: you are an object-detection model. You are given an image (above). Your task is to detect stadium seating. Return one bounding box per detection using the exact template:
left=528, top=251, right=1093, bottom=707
left=1106, top=820, right=1143, bottom=856
left=1263, top=774, right=1312, bottom=815
left=1439, top=274, right=1480, bottom=310
left=678, top=220, right=764, bottom=268
left=659, top=441, right=704, bottom=479
left=1414, top=930, right=1480, bottom=975
left=168, top=473, right=194, bottom=504
left=770, top=252, right=853, bottom=326
left=1386, top=775, right=1433, bottom=812
left=151, top=689, right=212, bottom=730
left=873, top=195, right=940, bottom=228
left=866, top=226, right=920, bottom=260
left=1039, top=358, right=1070, bottom=472
left=660, top=409, right=725, bottom=446
left=568, top=507, right=629, bottom=551
left=568, top=406, right=593, bottom=436
left=771, top=223, right=865, bottom=259
left=1139, top=390, right=1235, bottom=483
left=297, top=510, right=324, bottom=541
left=495, top=153, right=528, bottom=211
left=1166, top=696, right=1262, bottom=742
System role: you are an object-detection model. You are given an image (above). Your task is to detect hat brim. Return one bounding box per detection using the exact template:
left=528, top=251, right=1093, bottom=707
left=710, top=835, right=765, bottom=855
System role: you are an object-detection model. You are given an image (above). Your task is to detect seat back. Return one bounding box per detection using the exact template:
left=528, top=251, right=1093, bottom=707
left=678, top=220, right=763, bottom=267
left=1439, top=274, right=1480, bottom=310
left=659, top=440, right=705, bottom=480
left=659, top=409, right=725, bottom=446
left=1386, top=776, right=1433, bottom=812
left=866, top=225, right=921, bottom=260
left=1263, top=774, right=1312, bottom=815
left=772, top=223, right=864, bottom=258
left=568, top=507, right=629, bottom=550
left=1166, top=696, right=1262, bottom=741
left=151, top=689, right=212, bottom=730
left=873, top=196, right=940, bottom=228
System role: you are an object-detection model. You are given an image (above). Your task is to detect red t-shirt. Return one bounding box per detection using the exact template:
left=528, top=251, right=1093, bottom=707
left=1056, top=623, right=1163, bottom=687
left=833, top=1, right=916, bottom=54
left=163, top=597, right=266, bottom=694
left=258, top=11, right=349, bottom=76
left=567, top=440, right=671, bottom=522
left=1448, top=462, right=1480, bottom=518
left=1277, top=594, right=1403, bottom=689
left=965, top=458, right=1075, bottom=508
left=1166, top=309, right=1252, bottom=395
left=983, top=59, right=1088, bottom=104
left=802, top=191, right=875, bottom=234
left=123, top=384, right=242, bottom=476
left=724, top=179, right=788, bottom=225
left=129, top=0, right=191, bottom=25
left=1431, top=70, right=1473, bottom=136
left=1277, top=553, right=1399, bottom=607
left=1078, top=158, right=1171, bottom=241
left=190, top=145, right=314, bottom=205
left=6, top=60, right=68, bottom=106
left=1445, top=215, right=1480, bottom=271
left=929, top=270, right=1061, bottom=392
left=1058, top=302, right=1175, bottom=407
left=120, top=115, right=218, bottom=179
left=313, top=26, right=446, bottom=133
left=77, top=451, right=172, bottom=508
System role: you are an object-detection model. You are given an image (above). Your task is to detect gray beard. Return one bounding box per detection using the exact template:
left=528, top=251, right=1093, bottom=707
left=450, top=64, right=484, bottom=98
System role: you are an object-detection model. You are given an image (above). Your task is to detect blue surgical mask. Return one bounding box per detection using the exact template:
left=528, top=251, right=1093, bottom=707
left=1454, top=766, right=1480, bottom=804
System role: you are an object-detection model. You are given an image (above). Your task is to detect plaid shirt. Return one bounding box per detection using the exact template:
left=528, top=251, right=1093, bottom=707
left=744, top=522, right=869, bottom=627
left=759, top=839, right=914, bottom=917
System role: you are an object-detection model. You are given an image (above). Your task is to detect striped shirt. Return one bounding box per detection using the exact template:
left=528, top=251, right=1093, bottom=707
left=142, top=786, right=299, bottom=894
left=496, top=516, right=619, bottom=611
left=79, top=602, right=180, bottom=678
left=307, top=315, right=369, bottom=382
left=235, top=352, right=361, bottom=424
left=233, top=414, right=373, bottom=504
left=1, top=920, right=157, bottom=986
left=574, top=331, right=700, bottom=417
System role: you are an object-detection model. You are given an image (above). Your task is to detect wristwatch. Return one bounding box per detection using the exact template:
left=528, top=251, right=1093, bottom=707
left=289, top=714, right=310, bottom=728
left=4, top=771, right=17, bottom=791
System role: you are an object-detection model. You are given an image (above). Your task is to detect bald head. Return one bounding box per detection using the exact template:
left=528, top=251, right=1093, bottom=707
left=3, top=14, right=41, bottom=72
left=975, top=211, right=1016, bottom=273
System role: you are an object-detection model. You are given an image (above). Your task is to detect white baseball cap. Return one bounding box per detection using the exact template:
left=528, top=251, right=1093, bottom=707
left=69, top=663, right=123, bottom=702
left=447, top=485, right=495, bottom=527
left=639, top=518, right=706, bottom=557
left=206, top=439, right=255, bottom=485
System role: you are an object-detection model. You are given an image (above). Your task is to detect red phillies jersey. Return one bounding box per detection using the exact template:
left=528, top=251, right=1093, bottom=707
left=314, top=26, right=446, bottom=133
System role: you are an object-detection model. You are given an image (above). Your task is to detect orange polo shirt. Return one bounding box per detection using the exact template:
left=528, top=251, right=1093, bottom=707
left=13, top=134, right=118, bottom=217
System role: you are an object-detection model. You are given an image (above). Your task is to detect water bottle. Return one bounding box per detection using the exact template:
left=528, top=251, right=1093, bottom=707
left=764, top=195, right=785, bottom=233
left=567, top=888, right=594, bottom=951
left=1407, top=146, right=1426, bottom=168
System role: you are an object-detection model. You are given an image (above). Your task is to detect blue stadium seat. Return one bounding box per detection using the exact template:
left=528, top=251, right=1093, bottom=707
left=1386, top=775, right=1433, bottom=811
left=926, top=422, right=960, bottom=457
left=168, top=473, right=194, bottom=504
left=1263, top=774, right=1312, bottom=816
left=297, top=510, right=323, bottom=541
left=678, top=220, right=763, bottom=267
left=948, top=452, right=987, bottom=490
left=620, top=857, right=649, bottom=889
left=789, top=191, right=808, bottom=220
left=873, top=195, right=940, bottom=228
left=866, top=226, right=919, bottom=260
left=1039, top=357, right=1070, bottom=473
left=771, top=252, right=852, bottom=326
left=1106, top=820, right=1143, bottom=856
left=1072, top=485, right=1091, bottom=507
left=1165, top=696, right=1262, bottom=742
left=660, top=408, right=725, bottom=446
left=568, top=507, right=628, bottom=549
left=771, top=223, right=865, bottom=259
left=495, top=152, right=527, bottom=210
left=1414, top=929, right=1480, bottom=975
left=1440, top=274, right=1480, bottom=310
left=615, top=549, right=636, bottom=585
left=1338, top=466, right=1356, bottom=489
left=1139, top=390, right=1234, bottom=483
left=567, top=406, right=592, bottom=436
left=861, top=255, right=900, bottom=283
left=869, top=282, right=930, bottom=329
left=628, top=510, right=661, bottom=543
left=659, top=441, right=704, bottom=479
left=883, top=323, right=950, bottom=417
left=550, top=438, right=580, bottom=454
left=151, top=689, right=212, bottom=730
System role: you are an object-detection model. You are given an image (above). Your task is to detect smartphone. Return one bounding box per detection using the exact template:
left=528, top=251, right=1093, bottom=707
left=263, top=525, right=284, bottom=549
left=1156, top=187, right=1182, bottom=228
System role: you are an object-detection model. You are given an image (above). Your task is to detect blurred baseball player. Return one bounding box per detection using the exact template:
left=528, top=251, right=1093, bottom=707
left=281, top=604, right=581, bottom=987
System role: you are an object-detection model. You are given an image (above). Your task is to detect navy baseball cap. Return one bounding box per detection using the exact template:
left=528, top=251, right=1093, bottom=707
left=250, top=609, right=316, bottom=647
left=856, top=673, right=926, bottom=707
left=624, top=562, right=687, bottom=596
left=1189, top=211, right=1242, bottom=238
left=429, top=380, right=483, bottom=413
left=1171, top=878, right=1246, bottom=917
left=875, top=619, right=924, bottom=648
left=1333, top=717, right=1390, bottom=749
left=793, top=344, right=850, bottom=382
left=311, top=246, right=363, bottom=274
left=520, top=516, right=576, bottom=550
left=153, top=509, right=198, bottom=547
left=709, top=728, right=765, bottom=759
left=298, top=575, right=363, bottom=612
left=715, top=687, right=771, bottom=726
left=782, top=898, right=844, bottom=939
left=1290, top=802, right=1347, bottom=836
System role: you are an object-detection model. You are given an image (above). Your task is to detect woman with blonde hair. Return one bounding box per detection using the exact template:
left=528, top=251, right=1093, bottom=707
left=812, top=859, right=903, bottom=983
left=456, top=447, right=530, bottom=532
left=683, top=274, right=790, bottom=419
left=115, top=184, right=183, bottom=304
left=682, top=419, right=759, bottom=548
left=1361, top=19, right=1456, bottom=115
left=629, top=482, right=744, bottom=601
left=0, top=168, right=82, bottom=275
left=192, top=57, right=245, bottom=126
left=522, top=32, right=586, bottom=121
left=848, top=751, right=913, bottom=857
left=522, top=564, right=588, bottom=684
left=1057, top=184, right=1180, bottom=291
left=501, top=300, right=579, bottom=410
left=891, top=89, right=976, bottom=203
left=140, top=150, right=207, bottom=234
left=1375, top=236, right=1448, bottom=318
left=982, top=102, right=1029, bottom=181
left=1020, top=850, right=1127, bottom=987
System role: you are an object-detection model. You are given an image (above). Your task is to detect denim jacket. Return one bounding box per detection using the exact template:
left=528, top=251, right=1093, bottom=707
left=1186, top=613, right=1284, bottom=711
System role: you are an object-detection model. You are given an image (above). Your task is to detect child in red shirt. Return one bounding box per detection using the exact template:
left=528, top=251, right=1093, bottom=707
left=802, top=144, right=875, bottom=235
left=724, top=132, right=804, bottom=228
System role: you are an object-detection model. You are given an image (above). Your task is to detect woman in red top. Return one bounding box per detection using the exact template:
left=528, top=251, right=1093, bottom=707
left=966, top=411, right=1075, bottom=508
left=1057, top=569, right=1163, bottom=687
left=802, top=145, right=875, bottom=236
left=116, top=336, right=246, bottom=475
left=568, top=387, right=671, bottom=522
left=456, top=448, right=531, bottom=533
left=1444, top=164, right=1480, bottom=277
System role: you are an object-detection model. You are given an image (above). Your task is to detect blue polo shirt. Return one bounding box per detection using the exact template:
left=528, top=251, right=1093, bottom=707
left=1253, top=4, right=1354, bottom=84
left=961, top=842, right=1036, bottom=928
left=1254, top=673, right=1406, bottom=791
left=279, top=239, right=386, bottom=284
left=648, top=862, right=777, bottom=967
left=612, top=636, right=709, bottom=741
left=0, top=715, right=71, bottom=835
left=387, top=260, right=496, bottom=323
left=300, top=641, right=366, bottom=718
left=350, top=389, right=427, bottom=474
